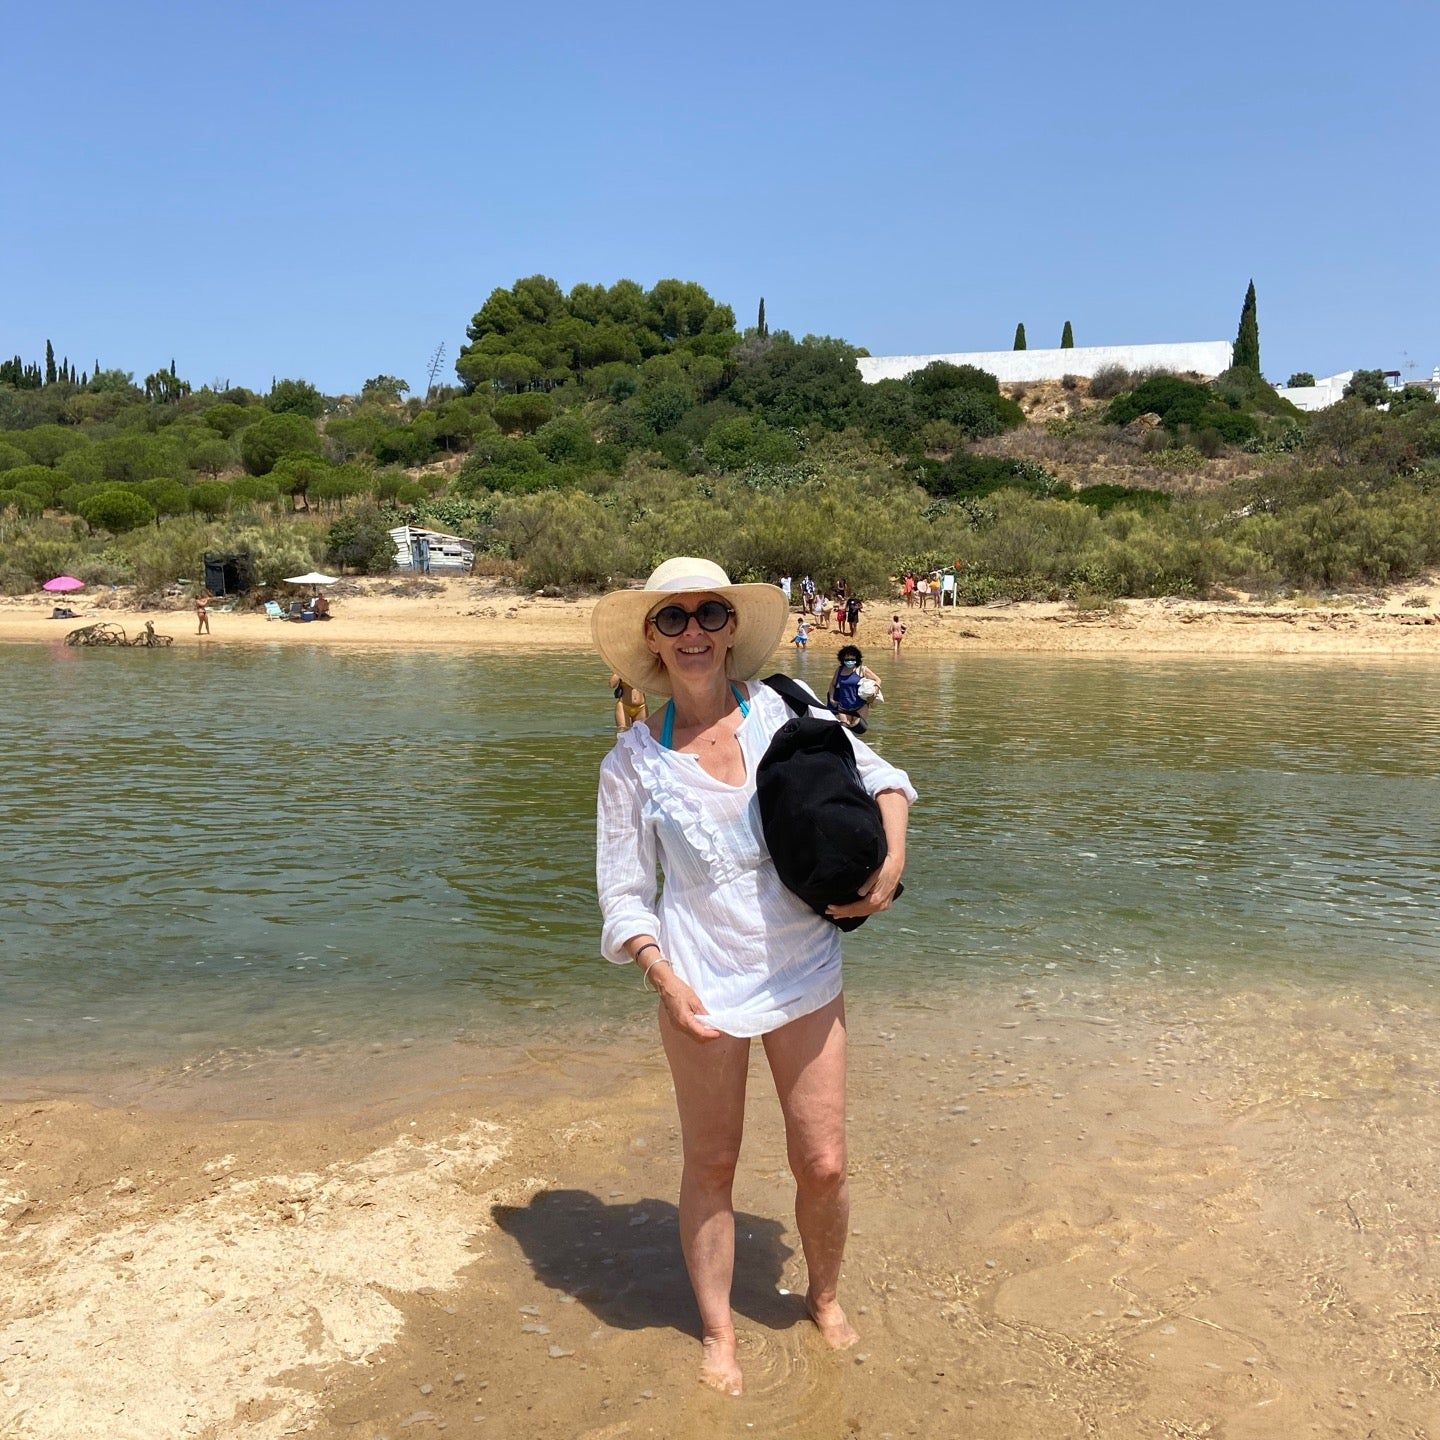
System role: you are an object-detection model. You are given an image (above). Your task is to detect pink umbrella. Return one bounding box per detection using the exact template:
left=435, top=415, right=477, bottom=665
left=42, top=576, right=85, bottom=592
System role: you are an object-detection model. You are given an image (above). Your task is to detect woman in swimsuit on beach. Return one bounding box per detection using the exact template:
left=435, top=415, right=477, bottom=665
left=593, top=558, right=915, bottom=1396
left=609, top=672, right=648, bottom=732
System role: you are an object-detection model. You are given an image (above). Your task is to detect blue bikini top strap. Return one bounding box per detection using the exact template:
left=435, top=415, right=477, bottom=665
left=660, top=684, right=748, bottom=750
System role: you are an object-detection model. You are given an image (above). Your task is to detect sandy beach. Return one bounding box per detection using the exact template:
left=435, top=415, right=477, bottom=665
left=3, top=575, right=1440, bottom=659
left=4, top=975, right=1438, bottom=1439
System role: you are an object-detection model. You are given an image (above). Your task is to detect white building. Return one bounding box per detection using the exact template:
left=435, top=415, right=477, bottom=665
left=857, top=340, right=1234, bottom=386
left=1271, top=372, right=1353, bottom=413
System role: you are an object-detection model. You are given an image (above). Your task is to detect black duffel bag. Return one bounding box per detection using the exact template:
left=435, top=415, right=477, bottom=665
left=756, top=674, right=903, bottom=932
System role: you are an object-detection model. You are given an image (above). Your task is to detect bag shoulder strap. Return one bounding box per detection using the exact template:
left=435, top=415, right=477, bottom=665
left=763, top=673, right=823, bottom=717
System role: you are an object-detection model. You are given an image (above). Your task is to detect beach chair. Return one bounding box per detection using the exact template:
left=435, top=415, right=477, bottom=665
left=264, top=600, right=286, bottom=621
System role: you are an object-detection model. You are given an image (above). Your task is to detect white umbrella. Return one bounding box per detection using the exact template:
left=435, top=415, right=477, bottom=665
left=282, top=572, right=339, bottom=585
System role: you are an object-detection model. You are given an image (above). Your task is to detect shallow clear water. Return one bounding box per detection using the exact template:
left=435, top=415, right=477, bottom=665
left=2, top=641, right=1439, bottom=1078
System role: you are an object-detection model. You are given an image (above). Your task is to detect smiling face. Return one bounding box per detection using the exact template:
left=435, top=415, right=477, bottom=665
left=644, top=590, right=737, bottom=687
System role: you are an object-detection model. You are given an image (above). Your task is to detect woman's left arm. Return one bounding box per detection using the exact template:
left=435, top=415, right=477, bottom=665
left=827, top=789, right=908, bottom=918
left=825, top=729, right=917, bottom=920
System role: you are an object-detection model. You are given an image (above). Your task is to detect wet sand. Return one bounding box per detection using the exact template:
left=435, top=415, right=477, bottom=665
left=4, top=976, right=1438, bottom=1439
left=3, top=576, right=1440, bottom=657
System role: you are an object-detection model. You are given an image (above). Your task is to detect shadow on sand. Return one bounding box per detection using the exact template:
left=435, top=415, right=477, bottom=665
left=492, top=1189, right=803, bottom=1339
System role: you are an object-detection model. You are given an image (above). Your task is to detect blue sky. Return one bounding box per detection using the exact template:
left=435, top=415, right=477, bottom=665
left=3, top=0, right=1435, bottom=394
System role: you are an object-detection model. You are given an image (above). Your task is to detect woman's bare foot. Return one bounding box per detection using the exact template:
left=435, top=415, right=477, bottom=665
left=806, top=1293, right=860, bottom=1350
left=700, top=1332, right=743, bottom=1396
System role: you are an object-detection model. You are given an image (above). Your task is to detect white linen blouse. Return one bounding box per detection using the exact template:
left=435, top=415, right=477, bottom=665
left=595, top=680, right=918, bottom=1037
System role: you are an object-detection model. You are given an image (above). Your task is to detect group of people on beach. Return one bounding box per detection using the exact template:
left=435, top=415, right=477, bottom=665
left=593, top=556, right=915, bottom=1396
left=781, top=574, right=866, bottom=637
left=900, top=568, right=956, bottom=609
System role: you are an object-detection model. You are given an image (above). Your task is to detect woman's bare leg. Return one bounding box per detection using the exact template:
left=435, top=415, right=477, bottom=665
left=761, top=994, right=858, bottom=1349
left=659, top=1005, right=751, bottom=1394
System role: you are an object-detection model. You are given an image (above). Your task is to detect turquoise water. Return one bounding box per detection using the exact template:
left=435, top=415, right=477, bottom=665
left=2, top=641, right=1439, bottom=1079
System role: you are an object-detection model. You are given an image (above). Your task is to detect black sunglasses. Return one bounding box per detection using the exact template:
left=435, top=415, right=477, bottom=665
left=648, top=600, right=734, bottom=637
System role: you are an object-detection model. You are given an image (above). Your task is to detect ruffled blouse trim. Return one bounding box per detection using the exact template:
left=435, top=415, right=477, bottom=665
left=618, top=725, right=745, bottom=884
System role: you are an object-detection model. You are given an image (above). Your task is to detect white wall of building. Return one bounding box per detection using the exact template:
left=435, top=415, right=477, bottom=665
left=857, top=340, right=1234, bottom=386
left=1271, top=372, right=1353, bottom=413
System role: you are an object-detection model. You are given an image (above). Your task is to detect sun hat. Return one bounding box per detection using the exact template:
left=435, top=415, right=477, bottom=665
left=591, top=557, right=789, bottom=697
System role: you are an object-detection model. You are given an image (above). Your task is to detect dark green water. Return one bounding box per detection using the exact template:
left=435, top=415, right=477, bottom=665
left=2, top=642, right=1439, bottom=1079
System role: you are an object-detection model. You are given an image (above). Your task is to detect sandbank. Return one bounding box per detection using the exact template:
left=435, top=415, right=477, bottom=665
left=3, top=575, right=1440, bottom=660
left=3, top=975, right=1439, bottom=1438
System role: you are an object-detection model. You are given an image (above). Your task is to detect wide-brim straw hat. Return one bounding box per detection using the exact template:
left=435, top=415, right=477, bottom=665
left=591, top=557, right=789, bottom=697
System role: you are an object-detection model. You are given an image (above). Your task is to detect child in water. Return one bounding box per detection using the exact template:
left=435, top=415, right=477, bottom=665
left=790, top=616, right=810, bottom=650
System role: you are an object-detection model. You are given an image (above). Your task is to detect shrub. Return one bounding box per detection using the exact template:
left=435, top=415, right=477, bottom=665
left=534, top=413, right=598, bottom=464
left=1089, top=365, right=1135, bottom=399
left=202, top=402, right=260, bottom=437
left=1108, top=375, right=1212, bottom=428
left=0, top=520, right=87, bottom=589
left=0, top=463, right=64, bottom=506
left=910, top=361, right=1001, bottom=398
left=918, top=453, right=1061, bottom=500
left=496, top=489, right=634, bottom=588
left=240, top=412, right=323, bottom=475
left=1343, top=370, right=1389, bottom=408
left=1287, top=372, right=1316, bottom=388
left=230, top=476, right=282, bottom=509
left=1075, top=484, right=1171, bottom=514
left=0, top=488, right=42, bottom=517
left=78, top=488, right=156, bottom=534
left=492, top=392, right=554, bottom=435
left=327, top=504, right=397, bottom=574
left=1388, top=384, right=1436, bottom=418
left=136, top=478, right=191, bottom=519
left=702, top=415, right=801, bottom=471
left=15, top=424, right=87, bottom=466
left=266, top=378, right=325, bottom=418
left=188, top=481, right=232, bottom=518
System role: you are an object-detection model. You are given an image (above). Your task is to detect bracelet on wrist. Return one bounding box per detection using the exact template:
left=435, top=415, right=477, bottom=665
left=642, top=954, right=672, bottom=991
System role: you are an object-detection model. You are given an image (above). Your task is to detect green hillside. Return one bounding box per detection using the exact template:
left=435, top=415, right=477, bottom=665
left=3, top=276, right=1439, bottom=600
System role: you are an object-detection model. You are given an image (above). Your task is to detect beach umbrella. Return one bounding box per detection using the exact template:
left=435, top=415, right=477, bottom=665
left=282, top=572, right=339, bottom=585
left=42, top=576, right=85, bottom=592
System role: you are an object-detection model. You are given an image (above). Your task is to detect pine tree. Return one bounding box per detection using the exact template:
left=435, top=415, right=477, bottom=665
left=757, top=297, right=767, bottom=338
left=1013, top=323, right=1027, bottom=351
left=1232, top=279, right=1260, bottom=372
left=45, top=340, right=56, bottom=385
left=1060, top=320, right=1074, bottom=349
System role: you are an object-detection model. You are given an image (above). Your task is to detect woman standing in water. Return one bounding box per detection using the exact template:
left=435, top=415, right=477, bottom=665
left=609, top=671, right=648, bottom=732
left=593, top=558, right=915, bottom=1396
left=826, top=644, right=883, bottom=732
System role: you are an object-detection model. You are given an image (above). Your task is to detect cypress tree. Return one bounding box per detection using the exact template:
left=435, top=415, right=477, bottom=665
left=80, top=370, right=88, bottom=387
left=757, top=297, right=767, bottom=338
left=1232, top=279, right=1260, bottom=372
left=1060, top=320, right=1074, bottom=349
left=45, top=340, right=56, bottom=385
left=1013, top=323, right=1027, bottom=351
left=170, top=357, right=177, bottom=377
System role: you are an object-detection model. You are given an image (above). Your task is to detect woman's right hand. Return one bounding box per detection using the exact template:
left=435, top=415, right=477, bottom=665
left=656, top=968, right=722, bottom=1041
